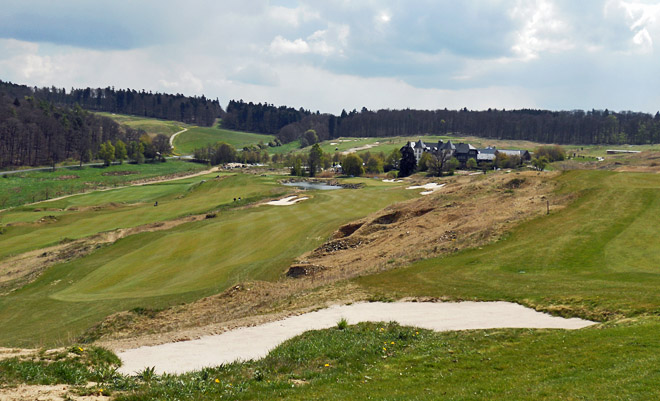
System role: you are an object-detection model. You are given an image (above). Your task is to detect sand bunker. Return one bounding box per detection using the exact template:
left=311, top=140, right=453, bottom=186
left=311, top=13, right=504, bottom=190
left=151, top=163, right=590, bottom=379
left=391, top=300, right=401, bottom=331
left=117, top=301, right=595, bottom=375
left=407, top=183, right=445, bottom=195
left=382, top=179, right=403, bottom=183
left=342, top=142, right=380, bottom=155
left=265, top=196, right=309, bottom=206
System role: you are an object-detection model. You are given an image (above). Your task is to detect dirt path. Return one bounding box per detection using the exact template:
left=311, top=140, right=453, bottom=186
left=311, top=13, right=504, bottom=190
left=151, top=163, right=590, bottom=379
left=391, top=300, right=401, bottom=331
left=116, top=301, right=595, bottom=375
left=169, top=127, right=188, bottom=148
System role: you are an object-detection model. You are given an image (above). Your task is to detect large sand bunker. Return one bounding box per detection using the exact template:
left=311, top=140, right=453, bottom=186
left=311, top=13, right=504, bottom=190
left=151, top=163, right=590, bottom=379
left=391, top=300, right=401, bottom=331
left=117, top=301, right=595, bottom=375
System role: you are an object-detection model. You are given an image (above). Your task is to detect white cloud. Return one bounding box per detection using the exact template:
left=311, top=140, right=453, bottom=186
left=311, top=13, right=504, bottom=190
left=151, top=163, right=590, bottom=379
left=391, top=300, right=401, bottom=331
left=510, top=0, right=574, bottom=61
left=605, top=0, right=660, bottom=53
left=269, top=36, right=310, bottom=54
left=268, top=5, right=320, bottom=27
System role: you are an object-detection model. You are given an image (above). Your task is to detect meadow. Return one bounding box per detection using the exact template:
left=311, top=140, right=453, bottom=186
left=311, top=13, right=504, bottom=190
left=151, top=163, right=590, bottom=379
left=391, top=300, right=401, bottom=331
left=95, top=112, right=186, bottom=138
left=173, top=126, right=275, bottom=155
left=0, top=160, right=204, bottom=209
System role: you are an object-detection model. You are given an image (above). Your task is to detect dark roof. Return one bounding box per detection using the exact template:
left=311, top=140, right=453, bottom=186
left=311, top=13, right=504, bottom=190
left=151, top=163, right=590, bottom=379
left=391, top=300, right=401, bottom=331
left=455, top=143, right=477, bottom=153
left=415, top=139, right=426, bottom=148
left=440, top=140, right=455, bottom=151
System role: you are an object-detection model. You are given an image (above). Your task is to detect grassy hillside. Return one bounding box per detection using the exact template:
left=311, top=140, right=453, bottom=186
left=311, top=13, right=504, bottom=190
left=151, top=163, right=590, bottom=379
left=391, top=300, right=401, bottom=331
left=0, top=175, right=417, bottom=346
left=95, top=112, right=186, bottom=137
left=0, top=161, right=204, bottom=209
left=173, top=126, right=275, bottom=155
left=356, top=170, right=660, bottom=320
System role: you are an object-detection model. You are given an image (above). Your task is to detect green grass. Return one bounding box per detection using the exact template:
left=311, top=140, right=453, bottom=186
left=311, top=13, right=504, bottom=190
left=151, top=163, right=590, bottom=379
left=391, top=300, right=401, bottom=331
left=355, top=170, right=660, bottom=321
left=116, top=319, right=660, bottom=400
left=0, top=175, right=417, bottom=346
left=95, top=112, right=186, bottom=138
left=4, top=320, right=659, bottom=400
left=174, top=126, right=275, bottom=155
left=0, top=161, right=205, bottom=209
left=0, top=172, right=274, bottom=259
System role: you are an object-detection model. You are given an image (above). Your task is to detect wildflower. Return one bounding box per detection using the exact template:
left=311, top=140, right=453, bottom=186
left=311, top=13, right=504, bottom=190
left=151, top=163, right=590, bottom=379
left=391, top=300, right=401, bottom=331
left=391, top=341, right=395, bottom=345
left=383, top=347, right=387, bottom=351
left=78, top=347, right=84, bottom=352
left=215, top=378, right=220, bottom=383
left=324, top=363, right=330, bottom=367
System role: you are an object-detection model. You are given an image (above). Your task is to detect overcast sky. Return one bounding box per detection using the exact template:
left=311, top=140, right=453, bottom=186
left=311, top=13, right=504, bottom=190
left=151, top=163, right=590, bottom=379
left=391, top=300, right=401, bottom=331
left=1, top=0, right=659, bottom=114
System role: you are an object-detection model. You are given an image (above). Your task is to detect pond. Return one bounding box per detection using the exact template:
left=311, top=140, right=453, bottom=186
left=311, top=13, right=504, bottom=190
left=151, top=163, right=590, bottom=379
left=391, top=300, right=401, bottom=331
left=283, top=182, right=342, bottom=190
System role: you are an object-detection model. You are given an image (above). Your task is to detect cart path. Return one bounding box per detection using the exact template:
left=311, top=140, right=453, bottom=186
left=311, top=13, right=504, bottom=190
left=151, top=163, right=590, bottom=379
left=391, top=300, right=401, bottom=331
left=170, top=127, right=188, bottom=148
left=117, top=301, right=596, bottom=375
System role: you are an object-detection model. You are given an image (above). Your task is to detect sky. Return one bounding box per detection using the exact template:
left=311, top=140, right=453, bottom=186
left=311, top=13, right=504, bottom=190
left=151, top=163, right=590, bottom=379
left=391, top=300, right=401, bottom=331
left=1, top=0, right=659, bottom=114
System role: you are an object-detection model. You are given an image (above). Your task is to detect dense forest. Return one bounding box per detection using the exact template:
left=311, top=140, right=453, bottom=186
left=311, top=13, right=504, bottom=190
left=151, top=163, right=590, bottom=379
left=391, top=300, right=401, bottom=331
left=221, top=100, right=310, bottom=134
left=225, top=102, right=660, bottom=146
left=0, top=91, right=169, bottom=168
left=0, top=80, right=223, bottom=126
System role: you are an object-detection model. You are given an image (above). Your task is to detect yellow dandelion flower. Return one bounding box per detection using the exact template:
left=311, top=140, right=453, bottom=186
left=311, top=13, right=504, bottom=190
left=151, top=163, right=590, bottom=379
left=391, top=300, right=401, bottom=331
left=391, top=341, right=395, bottom=345
left=324, top=363, right=330, bottom=367
left=383, top=347, right=387, bottom=351
left=78, top=347, right=84, bottom=352
left=215, top=378, right=220, bottom=383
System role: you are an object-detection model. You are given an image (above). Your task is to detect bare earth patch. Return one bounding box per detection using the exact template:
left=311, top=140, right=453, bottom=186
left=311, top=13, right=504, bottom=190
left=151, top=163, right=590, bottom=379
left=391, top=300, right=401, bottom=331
left=0, top=384, right=105, bottom=401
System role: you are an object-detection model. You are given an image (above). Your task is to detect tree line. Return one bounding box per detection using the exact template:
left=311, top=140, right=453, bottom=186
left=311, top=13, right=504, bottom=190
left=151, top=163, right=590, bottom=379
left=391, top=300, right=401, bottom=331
left=0, top=90, right=171, bottom=169
left=0, top=80, right=223, bottom=126
left=221, top=101, right=660, bottom=145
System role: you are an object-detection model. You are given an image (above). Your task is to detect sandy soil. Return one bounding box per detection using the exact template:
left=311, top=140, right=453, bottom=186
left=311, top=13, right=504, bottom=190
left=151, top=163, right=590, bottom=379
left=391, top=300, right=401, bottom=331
left=0, top=385, right=106, bottom=401
left=265, top=195, right=309, bottom=206
left=117, top=301, right=595, bottom=375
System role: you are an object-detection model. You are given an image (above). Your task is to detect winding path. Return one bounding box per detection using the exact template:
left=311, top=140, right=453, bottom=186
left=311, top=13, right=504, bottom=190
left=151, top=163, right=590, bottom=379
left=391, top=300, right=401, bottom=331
left=170, top=127, right=188, bottom=149
left=117, top=301, right=595, bottom=375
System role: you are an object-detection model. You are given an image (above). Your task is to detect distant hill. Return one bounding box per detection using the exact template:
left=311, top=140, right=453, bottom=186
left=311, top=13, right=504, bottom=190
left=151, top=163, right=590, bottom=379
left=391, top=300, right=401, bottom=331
left=0, top=80, right=223, bottom=127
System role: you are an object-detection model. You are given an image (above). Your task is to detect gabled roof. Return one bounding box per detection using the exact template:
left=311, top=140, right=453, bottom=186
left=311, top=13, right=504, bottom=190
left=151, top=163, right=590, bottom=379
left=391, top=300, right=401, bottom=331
left=478, top=147, right=498, bottom=155
left=415, top=139, right=426, bottom=149
left=455, top=143, right=477, bottom=153
left=440, top=140, right=455, bottom=151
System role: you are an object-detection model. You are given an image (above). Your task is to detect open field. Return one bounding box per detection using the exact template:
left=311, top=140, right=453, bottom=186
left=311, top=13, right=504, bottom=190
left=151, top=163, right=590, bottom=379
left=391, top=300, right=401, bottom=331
left=173, top=125, right=275, bottom=155
left=0, top=174, right=417, bottom=346
left=95, top=112, right=187, bottom=138
left=0, top=161, right=205, bottom=209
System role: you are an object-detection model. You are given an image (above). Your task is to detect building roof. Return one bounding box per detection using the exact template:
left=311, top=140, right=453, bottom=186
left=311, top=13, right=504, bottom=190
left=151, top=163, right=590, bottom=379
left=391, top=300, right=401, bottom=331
left=440, top=140, right=456, bottom=151
left=455, top=143, right=477, bottom=153
left=478, top=147, right=498, bottom=155
left=498, top=149, right=528, bottom=157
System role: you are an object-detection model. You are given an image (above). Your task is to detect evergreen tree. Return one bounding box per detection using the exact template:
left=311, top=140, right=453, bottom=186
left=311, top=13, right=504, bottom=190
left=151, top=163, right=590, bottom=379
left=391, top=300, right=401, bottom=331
left=398, top=146, right=416, bottom=177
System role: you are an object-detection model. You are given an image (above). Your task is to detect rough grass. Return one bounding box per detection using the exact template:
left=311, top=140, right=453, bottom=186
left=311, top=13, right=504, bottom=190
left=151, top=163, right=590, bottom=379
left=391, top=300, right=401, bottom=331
left=6, top=320, right=660, bottom=400
left=0, top=175, right=418, bottom=346
left=356, top=170, right=660, bottom=321
left=0, top=160, right=204, bottom=209
left=174, top=126, right=275, bottom=154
